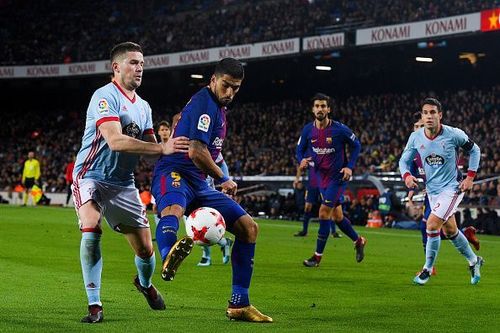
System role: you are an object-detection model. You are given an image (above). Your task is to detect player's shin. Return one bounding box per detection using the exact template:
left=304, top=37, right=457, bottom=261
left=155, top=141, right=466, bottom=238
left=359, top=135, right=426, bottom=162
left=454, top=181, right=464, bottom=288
left=156, top=215, right=179, bottom=260
left=80, top=232, right=103, bottom=306
left=230, top=239, right=255, bottom=307
left=135, top=252, right=156, bottom=288
left=424, top=229, right=441, bottom=270
left=448, top=231, right=478, bottom=265
left=315, top=220, right=331, bottom=256
left=335, top=217, right=358, bottom=241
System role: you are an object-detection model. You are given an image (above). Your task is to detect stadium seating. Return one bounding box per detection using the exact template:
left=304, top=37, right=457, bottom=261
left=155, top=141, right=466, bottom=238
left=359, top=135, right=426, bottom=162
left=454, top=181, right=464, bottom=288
left=1, top=0, right=497, bottom=65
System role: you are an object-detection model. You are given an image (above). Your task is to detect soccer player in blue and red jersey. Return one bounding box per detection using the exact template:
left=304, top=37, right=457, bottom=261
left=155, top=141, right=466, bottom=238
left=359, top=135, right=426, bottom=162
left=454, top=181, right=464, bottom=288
left=72, top=42, right=189, bottom=323
left=400, top=98, right=483, bottom=285
left=294, top=150, right=340, bottom=238
left=152, top=58, right=272, bottom=322
left=298, top=93, right=366, bottom=267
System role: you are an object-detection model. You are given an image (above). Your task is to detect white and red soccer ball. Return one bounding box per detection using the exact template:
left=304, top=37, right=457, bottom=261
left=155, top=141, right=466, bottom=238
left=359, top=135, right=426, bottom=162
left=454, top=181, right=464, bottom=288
left=185, top=207, right=226, bottom=246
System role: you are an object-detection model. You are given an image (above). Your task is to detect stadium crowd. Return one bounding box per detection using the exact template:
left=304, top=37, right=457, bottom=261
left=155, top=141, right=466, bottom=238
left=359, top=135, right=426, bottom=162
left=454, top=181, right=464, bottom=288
left=0, top=86, right=499, bottom=232
left=1, top=0, right=498, bottom=65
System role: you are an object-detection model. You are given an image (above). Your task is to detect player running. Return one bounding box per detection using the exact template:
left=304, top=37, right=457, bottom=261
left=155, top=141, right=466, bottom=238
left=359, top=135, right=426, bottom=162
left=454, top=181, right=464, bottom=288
left=152, top=58, right=272, bottom=322
left=399, top=98, right=483, bottom=285
left=299, top=93, right=366, bottom=267
left=407, top=117, right=480, bottom=276
left=72, top=42, right=189, bottom=323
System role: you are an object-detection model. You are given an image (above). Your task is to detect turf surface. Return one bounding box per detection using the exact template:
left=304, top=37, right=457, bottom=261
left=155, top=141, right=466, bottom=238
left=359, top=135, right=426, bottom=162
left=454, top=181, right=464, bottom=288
left=1, top=206, right=499, bottom=332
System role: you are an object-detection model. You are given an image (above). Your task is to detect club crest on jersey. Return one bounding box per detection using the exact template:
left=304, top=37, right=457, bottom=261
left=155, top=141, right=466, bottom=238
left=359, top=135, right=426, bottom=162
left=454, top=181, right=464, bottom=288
left=425, top=153, right=445, bottom=168
left=197, top=114, right=211, bottom=132
left=97, top=99, right=109, bottom=114
left=171, top=172, right=181, bottom=188
left=326, top=137, right=332, bottom=144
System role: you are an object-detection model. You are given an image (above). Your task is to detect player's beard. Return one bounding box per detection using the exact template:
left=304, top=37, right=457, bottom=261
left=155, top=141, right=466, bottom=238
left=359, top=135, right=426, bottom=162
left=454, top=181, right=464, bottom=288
left=315, top=113, right=326, bottom=121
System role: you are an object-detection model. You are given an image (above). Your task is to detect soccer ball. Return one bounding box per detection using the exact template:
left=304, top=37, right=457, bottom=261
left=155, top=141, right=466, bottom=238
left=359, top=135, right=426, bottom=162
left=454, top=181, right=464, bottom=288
left=185, top=207, right=226, bottom=246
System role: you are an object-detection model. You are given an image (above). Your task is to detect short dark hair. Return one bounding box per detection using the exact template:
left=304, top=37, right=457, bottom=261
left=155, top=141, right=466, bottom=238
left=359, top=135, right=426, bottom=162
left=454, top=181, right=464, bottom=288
left=110, top=42, right=143, bottom=63
left=311, top=93, right=331, bottom=108
left=420, top=97, right=442, bottom=113
left=157, top=120, right=171, bottom=130
left=413, top=111, right=422, bottom=121
left=214, top=58, right=244, bottom=79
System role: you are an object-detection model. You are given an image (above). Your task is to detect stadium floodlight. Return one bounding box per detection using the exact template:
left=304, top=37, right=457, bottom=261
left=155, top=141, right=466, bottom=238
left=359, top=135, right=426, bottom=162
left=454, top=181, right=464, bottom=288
left=190, top=74, right=204, bottom=79
left=315, top=65, right=332, bottom=71
left=415, top=57, right=433, bottom=63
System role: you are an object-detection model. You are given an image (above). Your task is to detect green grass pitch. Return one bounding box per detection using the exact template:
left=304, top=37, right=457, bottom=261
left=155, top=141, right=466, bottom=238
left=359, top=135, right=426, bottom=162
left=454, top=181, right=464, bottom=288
left=1, top=206, right=499, bottom=332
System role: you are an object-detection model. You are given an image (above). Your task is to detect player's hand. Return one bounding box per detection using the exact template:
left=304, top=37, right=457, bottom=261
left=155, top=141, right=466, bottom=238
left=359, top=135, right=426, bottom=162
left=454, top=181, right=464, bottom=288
left=340, top=167, right=352, bottom=181
left=221, top=179, right=238, bottom=195
left=293, top=178, right=301, bottom=188
left=404, top=175, right=418, bottom=189
left=299, top=158, right=311, bottom=170
left=459, top=176, right=474, bottom=192
left=161, top=136, right=190, bottom=155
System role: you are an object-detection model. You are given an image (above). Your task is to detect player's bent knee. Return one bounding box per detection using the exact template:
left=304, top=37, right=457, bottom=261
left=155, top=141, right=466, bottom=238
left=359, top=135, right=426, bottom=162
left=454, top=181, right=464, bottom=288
left=160, top=204, right=184, bottom=218
left=136, top=247, right=154, bottom=259
left=233, top=215, right=259, bottom=243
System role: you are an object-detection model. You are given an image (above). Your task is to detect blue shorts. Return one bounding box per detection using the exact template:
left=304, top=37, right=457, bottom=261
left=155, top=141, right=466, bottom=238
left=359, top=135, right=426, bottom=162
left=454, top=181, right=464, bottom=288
left=319, top=183, right=346, bottom=208
left=305, top=186, right=320, bottom=204
left=151, top=170, right=246, bottom=233
left=422, top=194, right=431, bottom=221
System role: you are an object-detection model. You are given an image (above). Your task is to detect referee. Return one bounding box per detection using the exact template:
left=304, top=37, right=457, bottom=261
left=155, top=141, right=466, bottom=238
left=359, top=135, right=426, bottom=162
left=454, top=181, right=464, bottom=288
left=21, top=151, right=40, bottom=206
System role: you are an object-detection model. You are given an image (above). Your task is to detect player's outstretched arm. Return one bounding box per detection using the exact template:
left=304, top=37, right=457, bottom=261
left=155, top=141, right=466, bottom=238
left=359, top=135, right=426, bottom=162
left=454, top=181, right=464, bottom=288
left=99, top=121, right=189, bottom=155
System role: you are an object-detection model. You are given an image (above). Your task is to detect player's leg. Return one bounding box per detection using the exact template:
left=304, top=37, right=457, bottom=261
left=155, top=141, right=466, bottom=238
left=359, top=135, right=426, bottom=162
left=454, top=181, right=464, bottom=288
left=198, top=245, right=212, bottom=266
left=331, top=206, right=366, bottom=262
left=198, top=190, right=271, bottom=322
left=419, top=195, right=437, bottom=275
left=152, top=172, right=194, bottom=281
left=441, top=208, right=483, bottom=285
left=227, top=214, right=272, bottom=322
left=463, top=226, right=480, bottom=251
left=414, top=212, right=443, bottom=285
left=304, top=203, right=332, bottom=267
left=330, top=219, right=341, bottom=238
left=295, top=202, right=313, bottom=237
left=76, top=199, right=104, bottom=323
left=219, top=237, right=233, bottom=264
left=121, top=225, right=166, bottom=310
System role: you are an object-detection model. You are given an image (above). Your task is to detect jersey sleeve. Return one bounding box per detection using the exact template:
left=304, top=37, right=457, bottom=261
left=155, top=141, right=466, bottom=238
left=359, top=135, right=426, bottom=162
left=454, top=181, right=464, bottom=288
left=143, top=101, right=154, bottom=136
left=342, top=124, right=361, bottom=169
left=295, top=126, right=309, bottom=163
left=89, top=89, right=120, bottom=128
left=185, top=95, right=214, bottom=145
left=451, top=127, right=480, bottom=173
left=399, top=132, right=417, bottom=178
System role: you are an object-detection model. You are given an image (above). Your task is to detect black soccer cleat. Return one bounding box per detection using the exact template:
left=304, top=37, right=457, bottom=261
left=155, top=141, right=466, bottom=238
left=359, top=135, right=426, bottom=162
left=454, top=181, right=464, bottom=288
left=294, top=230, right=307, bottom=237
left=355, top=236, right=367, bottom=263
left=81, top=304, right=103, bottom=323
left=133, top=276, right=166, bottom=310
left=161, top=236, right=194, bottom=281
left=303, top=255, right=321, bottom=267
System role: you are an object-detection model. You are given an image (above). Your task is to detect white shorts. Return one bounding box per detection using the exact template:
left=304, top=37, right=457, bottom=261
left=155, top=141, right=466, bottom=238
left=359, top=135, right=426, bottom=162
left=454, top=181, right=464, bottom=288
left=72, top=178, right=149, bottom=232
left=427, top=189, right=464, bottom=221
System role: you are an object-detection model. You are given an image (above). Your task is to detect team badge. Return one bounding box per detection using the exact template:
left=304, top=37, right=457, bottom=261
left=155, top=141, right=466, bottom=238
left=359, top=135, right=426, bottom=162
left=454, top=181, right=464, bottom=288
left=425, top=153, right=445, bottom=168
left=97, top=99, right=109, bottom=114
left=197, top=114, right=211, bottom=132
left=171, top=172, right=181, bottom=188
left=326, top=137, right=332, bottom=144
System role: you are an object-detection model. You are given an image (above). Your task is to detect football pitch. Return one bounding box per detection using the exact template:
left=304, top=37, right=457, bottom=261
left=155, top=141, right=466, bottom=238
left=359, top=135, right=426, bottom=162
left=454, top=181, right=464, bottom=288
left=1, top=206, right=499, bottom=333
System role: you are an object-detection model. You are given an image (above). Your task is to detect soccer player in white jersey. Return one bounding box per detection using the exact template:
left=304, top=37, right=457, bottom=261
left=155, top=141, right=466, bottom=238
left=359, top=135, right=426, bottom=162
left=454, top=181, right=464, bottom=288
left=72, top=42, right=189, bottom=323
left=399, top=98, right=483, bottom=285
